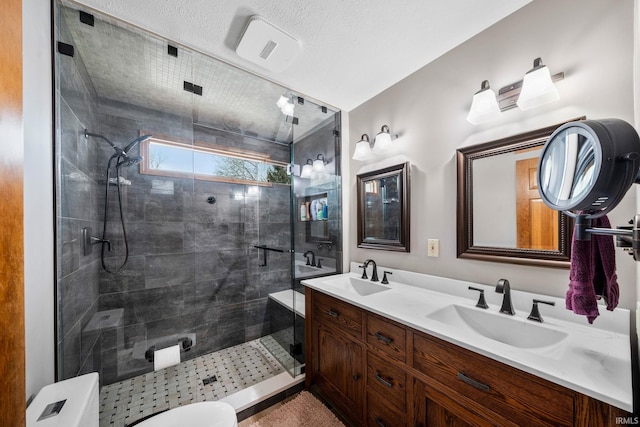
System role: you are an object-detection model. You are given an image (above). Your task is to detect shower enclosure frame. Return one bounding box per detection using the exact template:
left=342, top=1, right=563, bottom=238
left=52, top=0, right=342, bottom=394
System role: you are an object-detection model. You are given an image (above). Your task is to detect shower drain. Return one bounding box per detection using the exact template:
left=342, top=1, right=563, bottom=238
left=202, top=376, right=218, bottom=386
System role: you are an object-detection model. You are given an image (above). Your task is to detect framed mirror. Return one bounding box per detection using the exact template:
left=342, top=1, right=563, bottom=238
left=357, top=162, right=410, bottom=251
left=456, top=119, right=583, bottom=268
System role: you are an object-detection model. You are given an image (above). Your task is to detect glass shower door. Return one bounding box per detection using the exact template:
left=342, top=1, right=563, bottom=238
left=288, top=98, right=342, bottom=377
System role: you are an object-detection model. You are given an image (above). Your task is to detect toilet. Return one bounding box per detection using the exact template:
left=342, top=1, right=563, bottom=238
left=27, top=372, right=99, bottom=427
left=134, top=401, right=238, bottom=427
left=26, top=372, right=237, bottom=427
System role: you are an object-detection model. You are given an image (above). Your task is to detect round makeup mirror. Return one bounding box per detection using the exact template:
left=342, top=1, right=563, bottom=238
left=537, top=119, right=640, bottom=218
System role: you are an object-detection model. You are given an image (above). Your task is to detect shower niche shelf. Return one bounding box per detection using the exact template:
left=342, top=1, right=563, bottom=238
left=297, top=192, right=329, bottom=222
left=297, top=192, right=329, bottom=242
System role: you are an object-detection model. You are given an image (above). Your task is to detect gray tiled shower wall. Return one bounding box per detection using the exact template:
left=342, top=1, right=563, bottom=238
left=57, top=34, right=294, bottom=385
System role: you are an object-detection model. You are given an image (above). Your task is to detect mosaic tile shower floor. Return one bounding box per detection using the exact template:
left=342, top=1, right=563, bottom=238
left=99, top=338, right=285, bottom=427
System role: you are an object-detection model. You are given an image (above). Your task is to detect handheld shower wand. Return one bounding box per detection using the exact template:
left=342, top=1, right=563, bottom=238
left=123, top=134, right=152, bottom=156
left=84, top=130, right=153, bottom=273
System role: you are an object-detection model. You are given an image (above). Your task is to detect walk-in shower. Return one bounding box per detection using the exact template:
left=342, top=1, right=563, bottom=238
left=54, top=3, right=342, bottom=426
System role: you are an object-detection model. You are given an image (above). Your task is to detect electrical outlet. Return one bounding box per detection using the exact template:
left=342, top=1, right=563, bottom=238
left=428, top=239, right=439, bottom=257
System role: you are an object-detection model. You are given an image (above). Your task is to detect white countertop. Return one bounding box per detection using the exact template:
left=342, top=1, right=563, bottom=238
left=302, top=262, right=633, bottom=412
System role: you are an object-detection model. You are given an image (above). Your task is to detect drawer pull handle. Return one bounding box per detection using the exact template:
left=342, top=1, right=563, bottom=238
left=374, top=332, right=393, bottom=344
left=353, top=374, right=360, bottom=381
left=327, top=309, right=339, bottom=318
left=457, top=372, right=490, bottom=392
left=375, top=373, right=393, bottom=388
left=375, top=417, right=386, bottom=427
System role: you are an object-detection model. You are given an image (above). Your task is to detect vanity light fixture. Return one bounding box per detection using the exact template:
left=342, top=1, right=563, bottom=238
left=372, top=125, right=393, bottom=154
left=300, top=159, right=313, bottom=178
left=313, top=154, right=326, bottom=172
left=281, top=101, right=295, bottom=117
left=516, top=58, right=560, bottom=111
left=276, top=94, right=295, bottom=116
left=353, top=134, right=373, bottom=161
left=276, top=95, right=289, bottom=109
left=466, top=80, right=501, bottom=125
left=467, top=57, right=564, bottom=125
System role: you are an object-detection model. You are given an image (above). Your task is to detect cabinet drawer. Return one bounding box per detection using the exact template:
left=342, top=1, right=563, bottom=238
left=367, top=313, right=406, bottom=362
left=413, top=333, right=574, bottom=427
left=313, top=292, right=363, bottom=338
left=367, top=389, right=406, bottom=427
left=367, top=352, right=406, bottom=412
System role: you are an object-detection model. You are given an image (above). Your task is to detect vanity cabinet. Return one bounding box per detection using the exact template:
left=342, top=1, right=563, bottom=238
left=310, top=291, right=365, bottom=422
left=413, top=333, right=573, bottom=426
left=305, top=288, right=628, bottom=427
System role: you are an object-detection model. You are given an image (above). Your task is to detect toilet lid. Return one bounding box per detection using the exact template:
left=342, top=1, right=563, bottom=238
left=134, top=402, right=237, bottom=427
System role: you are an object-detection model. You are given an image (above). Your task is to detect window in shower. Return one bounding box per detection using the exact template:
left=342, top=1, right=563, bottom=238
left=140, top=137, right=289, bottom=185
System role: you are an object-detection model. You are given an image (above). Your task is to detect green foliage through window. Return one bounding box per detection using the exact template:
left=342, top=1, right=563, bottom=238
left=144, top=140, right=289, bottom=185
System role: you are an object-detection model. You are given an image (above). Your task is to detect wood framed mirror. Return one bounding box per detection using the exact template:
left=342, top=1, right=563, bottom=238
left=456, top=119, right=583, bottom=268
left=357, top=162, right=410, bottom=251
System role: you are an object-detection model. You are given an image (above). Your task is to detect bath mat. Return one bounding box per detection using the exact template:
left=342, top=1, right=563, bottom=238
left=247, top=391, right=345, bottom=427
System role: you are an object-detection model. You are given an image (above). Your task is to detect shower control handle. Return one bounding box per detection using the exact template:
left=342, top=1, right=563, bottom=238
left=91, top=236, right=111, bottom=251
left=82, top=227, right=111, bottom=256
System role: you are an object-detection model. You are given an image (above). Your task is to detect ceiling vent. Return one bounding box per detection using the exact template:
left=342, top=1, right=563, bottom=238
left=236, top=16, right=301, bottom=73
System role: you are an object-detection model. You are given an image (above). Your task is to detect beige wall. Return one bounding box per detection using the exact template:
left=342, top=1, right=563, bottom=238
left=348, top=0, right=637, bottom=308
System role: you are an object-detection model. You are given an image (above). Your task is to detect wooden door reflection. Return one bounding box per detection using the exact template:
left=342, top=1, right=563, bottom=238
left=516, top=157, right=558, bottom=250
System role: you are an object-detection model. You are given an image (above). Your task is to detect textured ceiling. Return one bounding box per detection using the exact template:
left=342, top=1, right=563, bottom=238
left=70, top=0, right=533, bottom=111
left=61, top=6, right=335, bottom=143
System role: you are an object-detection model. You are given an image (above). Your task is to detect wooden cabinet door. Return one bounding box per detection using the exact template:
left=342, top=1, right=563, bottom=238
left=316, top=326, right=364, bottom=422
left=414, top=379, right=505, bottom=427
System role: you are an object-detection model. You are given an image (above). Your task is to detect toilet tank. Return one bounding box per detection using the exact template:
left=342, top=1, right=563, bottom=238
left=27, top=372, right=99, bottom=427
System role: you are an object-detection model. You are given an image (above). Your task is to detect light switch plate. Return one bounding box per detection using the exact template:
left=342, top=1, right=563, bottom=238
left=428, top=239, right=439, bottom=257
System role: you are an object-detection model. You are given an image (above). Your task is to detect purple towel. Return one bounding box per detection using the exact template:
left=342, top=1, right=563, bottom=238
left=566, top=215, right=619, bottom=324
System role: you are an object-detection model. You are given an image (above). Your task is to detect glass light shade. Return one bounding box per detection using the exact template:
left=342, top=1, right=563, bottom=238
left=276, top=95, right=289, bottom=109
left=352, top=135, right=373, bottom=160
left=516, top=66, right=559, bottom=111
left=313, top=155, right=325, bottom=172
left=300, top=160, right=313, bottom=178
left=281, top=102, right=295, bottom=116
left=372, top=126, right=392, bottom=154
left=466, top=83, right=501, bottom=125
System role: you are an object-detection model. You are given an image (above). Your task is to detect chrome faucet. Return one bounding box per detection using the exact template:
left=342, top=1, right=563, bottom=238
left=495, top=279, right=515, bottom=315
left=303, top=250, right=316, bottom=267
left=363, top=259, right=379, bottom=282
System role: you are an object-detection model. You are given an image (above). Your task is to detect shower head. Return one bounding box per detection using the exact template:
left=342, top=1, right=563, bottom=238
left=85, top=129, right=152, bottom=157
left=117, top=155, right=143, bottom=168
left=123, top=134, right=152, bottom=155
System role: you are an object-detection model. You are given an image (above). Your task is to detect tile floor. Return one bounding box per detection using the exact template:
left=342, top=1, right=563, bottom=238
left=260, top=327, right=304, bottom=376
left=99, top=338, right=286, bottom=427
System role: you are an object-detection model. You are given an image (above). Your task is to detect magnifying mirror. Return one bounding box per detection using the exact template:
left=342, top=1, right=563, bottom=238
left=537, top=119, right=640, bottom=256
left=538, top=119, right=640, bottom=218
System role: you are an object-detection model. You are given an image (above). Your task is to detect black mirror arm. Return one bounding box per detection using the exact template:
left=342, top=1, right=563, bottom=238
left=570, top=213, right=640, bottom=261
left=572, top=214, right=633, bottom=241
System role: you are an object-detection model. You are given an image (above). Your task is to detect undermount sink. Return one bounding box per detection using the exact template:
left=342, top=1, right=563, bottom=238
left=426, top=304, right=568, bottom=349
left=321, top=276, right=391, bottom=296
